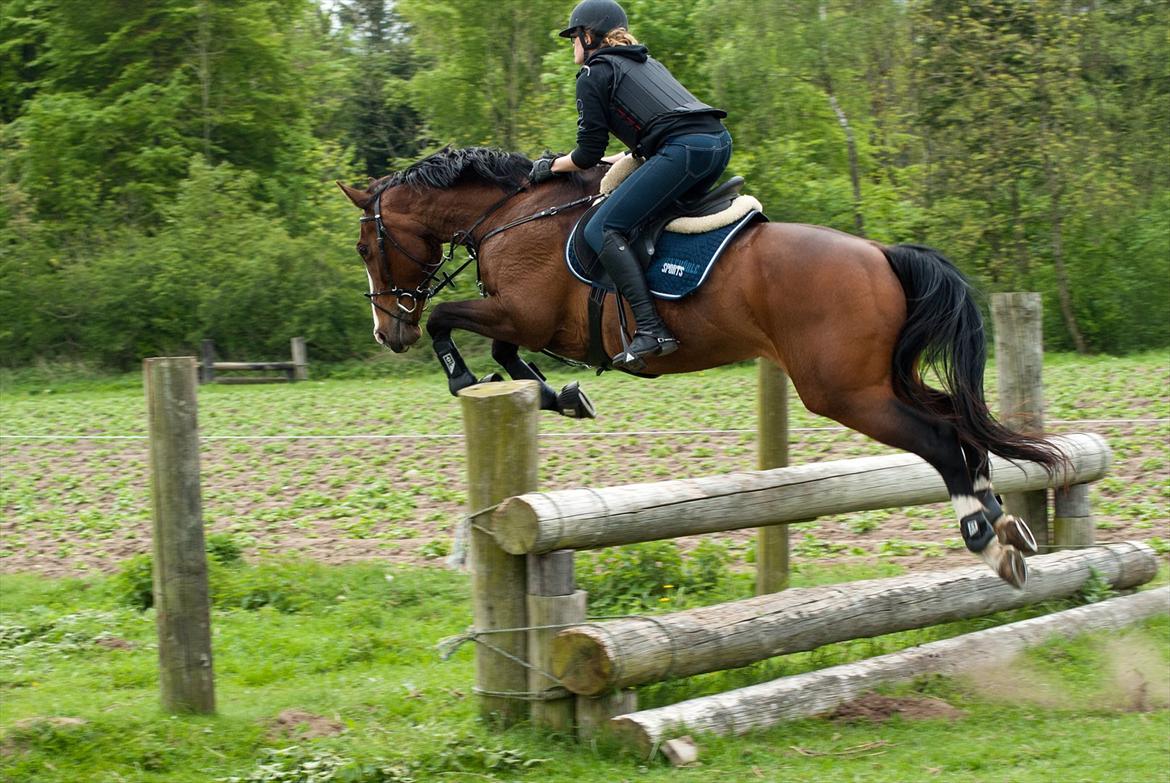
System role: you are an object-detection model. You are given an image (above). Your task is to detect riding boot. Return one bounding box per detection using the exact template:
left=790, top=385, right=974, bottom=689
left=599, top=230, right=679, bottom=370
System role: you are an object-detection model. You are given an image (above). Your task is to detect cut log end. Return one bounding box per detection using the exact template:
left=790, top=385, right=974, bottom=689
left=552, top=628, right=614, bottom=697
left=494, top=497, right=540, bottom=555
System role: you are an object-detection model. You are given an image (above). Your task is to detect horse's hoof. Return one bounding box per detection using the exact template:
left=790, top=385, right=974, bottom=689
left=994, top=514, right=1039, bottom=555
left=980, top=540, right=1028, bottom=589
left=556, top=381, right=596, bottom=419
left=478, top=372, right=504, bottom=384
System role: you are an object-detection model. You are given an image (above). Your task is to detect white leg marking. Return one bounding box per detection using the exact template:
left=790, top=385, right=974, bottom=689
left=973, top=476, right=993, bottom=492
left=951, top=494, right=984, bottom=519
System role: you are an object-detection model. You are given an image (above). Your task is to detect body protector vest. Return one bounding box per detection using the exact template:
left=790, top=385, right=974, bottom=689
left=592, top=53, right=727, bottom=158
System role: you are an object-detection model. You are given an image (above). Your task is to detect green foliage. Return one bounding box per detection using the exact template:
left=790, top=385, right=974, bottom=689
left=575, top=539, right=732, bottom=613
left=1, top=0, right=1167, bottom=372
left=110, top=554, right=155, bottom=612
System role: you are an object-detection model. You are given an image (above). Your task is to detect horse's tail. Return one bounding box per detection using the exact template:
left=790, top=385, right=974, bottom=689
left=881, top=243, right=1065, bottom=471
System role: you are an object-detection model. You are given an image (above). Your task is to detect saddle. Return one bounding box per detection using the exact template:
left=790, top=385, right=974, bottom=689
left=559, top=157, right=766, bottom=372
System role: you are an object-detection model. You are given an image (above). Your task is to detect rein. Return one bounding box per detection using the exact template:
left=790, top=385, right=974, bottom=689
left=361, top=180, right=599, bottom=321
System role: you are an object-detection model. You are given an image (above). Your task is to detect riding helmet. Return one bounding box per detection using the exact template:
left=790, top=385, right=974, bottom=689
left=559, top=0, right=628, bottom=39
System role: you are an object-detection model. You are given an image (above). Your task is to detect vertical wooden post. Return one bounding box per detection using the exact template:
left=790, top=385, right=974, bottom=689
left=756, top=360, right=791, bottom=594
left=1053, top=484, right=1094, bottom=550
left=577, top=690, right=638, bottom=741
left=990, top=293, right=1049, bottom=548
left=459, top=381, right=540, bottom=727
left=290, top=337, right=308, bottom=382
left=199, top=340, right=216, bottom=385
left=528, top=550, right=587, bottom=732
left=144, top=357, right=215, bottom=714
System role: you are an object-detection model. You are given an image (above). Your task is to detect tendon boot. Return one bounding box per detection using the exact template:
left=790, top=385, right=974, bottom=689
left=598, top=230, right=679, bottom=371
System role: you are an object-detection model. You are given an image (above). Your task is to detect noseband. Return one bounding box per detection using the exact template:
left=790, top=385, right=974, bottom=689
left=359, top=178, right=600, bottom=322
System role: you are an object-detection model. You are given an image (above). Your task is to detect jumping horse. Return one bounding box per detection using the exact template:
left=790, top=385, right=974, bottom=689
left=338, top=146, right=1065, bottom=588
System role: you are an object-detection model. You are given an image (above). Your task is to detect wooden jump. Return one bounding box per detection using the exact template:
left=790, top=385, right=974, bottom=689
left=551, top=542, right=1158, bottom=696
left=490, top=432, right=1111, bottom=555
left=199, top=337, right=308, bottom=384
left=611, top=587, right=1170, bottom=755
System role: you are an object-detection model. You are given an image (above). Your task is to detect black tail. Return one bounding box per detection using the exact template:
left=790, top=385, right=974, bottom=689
left=882, top=243, right=1065, bottom=471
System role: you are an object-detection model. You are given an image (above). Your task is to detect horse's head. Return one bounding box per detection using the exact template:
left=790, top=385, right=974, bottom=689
left=338, top=178, right=436, bottom=352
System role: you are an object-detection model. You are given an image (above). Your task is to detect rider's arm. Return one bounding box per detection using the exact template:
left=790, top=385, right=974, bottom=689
left=566, top=61, right=612, bottom=170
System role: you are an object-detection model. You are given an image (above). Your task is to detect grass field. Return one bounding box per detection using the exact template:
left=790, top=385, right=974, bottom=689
left=1, top=352, right=1168, bottom=782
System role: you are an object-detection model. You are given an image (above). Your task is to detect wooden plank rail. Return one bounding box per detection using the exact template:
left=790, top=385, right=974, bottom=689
left=199, top=337, right=307, bottom=384
left=551, top=542, right=1157, bottom=696
left=491, top=432, right=1110, bottom=555
left=610, top=586, right=1170, bottom=755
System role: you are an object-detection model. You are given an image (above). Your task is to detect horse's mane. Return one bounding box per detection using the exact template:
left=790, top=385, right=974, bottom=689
left=385, top=146, right=534, bottom=192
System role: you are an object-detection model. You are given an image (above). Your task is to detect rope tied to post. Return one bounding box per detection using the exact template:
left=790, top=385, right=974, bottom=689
left=446, top=502, right=502, bottom=570
left=435, top=612, right=689, bottom=701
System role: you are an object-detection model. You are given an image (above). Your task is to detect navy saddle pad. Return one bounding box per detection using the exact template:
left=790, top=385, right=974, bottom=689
left=565, top=206, right=764, bottom=300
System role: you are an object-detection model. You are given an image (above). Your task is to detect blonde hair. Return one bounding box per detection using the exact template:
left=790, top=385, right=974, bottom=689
left=599, top=28, right=639, bottom=47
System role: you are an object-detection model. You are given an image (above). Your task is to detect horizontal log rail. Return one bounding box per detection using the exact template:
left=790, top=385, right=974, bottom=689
left=610, top=586, right=1170, bottom=755
left=552, top=542, right=1157, bottom=696
left=491, top=433, right=1110, bottom=555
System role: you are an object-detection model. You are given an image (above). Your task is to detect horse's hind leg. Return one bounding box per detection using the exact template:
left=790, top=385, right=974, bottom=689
left=960, top=441, right=1040, bottom=554
left=814, top=387, right=1029, bottom=588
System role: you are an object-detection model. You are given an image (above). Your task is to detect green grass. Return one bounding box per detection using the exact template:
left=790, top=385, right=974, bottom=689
left=1, top=352, right=1168, bottom=780
left=1, top=562, right=1167, bottom=783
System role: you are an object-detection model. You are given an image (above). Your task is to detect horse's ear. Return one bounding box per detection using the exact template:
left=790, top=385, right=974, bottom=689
left=337, top=181, right=369, bottom=208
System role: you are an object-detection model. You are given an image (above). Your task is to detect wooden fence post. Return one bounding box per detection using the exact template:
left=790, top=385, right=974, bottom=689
left=199, top=340, right=216, bottom=385
left=144, top=357, right=216, bottom=714
left=757, top=361, right=791, bottom=594
left=1053, top=484, right=1094, bottom=550
left=290, top=337, right=308, bottom=382
left=527, top=550, right=587, bottom=732
left=459, top=381, right=540, bottom=727
left=990, top=293, right=1049, bottom=549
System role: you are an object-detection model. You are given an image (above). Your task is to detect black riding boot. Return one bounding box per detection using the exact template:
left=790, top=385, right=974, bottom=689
left=599, top=230, right=679, bottom=370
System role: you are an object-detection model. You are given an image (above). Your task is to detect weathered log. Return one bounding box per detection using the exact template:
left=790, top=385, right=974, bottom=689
left=492, top=433, right=1110, bottom=555
left=459, top=380, right=541, bottom=727
left=144, top=357, right=216, bottom=714
left=611, top=586, right=1170, bottom=756
left=553, top=542, right=1156, bottom=696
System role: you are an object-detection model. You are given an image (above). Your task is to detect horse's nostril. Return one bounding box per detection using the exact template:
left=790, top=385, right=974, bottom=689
left=374, top=330, right=387, bottom=345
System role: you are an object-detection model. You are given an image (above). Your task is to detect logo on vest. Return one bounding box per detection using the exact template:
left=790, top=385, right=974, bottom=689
left=661, top=262, right=685, bottom=277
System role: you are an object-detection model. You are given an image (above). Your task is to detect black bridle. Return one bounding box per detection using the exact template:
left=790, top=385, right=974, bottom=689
left=359, top=178, right=599, bottom=322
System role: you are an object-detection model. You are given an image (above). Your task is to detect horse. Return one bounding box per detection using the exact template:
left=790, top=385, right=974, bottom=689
left=338, top=146, right=1065, bottom=588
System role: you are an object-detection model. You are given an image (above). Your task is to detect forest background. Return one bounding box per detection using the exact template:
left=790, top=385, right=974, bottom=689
left=1, top=0, right=1167, bottom=371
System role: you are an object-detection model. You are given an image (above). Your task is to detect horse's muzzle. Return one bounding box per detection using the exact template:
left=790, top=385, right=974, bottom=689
left=377, top=319, right=421, bottom=353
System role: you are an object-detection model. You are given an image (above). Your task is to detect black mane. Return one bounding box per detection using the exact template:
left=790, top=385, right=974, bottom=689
left=389, top=146, right=534, bottom=191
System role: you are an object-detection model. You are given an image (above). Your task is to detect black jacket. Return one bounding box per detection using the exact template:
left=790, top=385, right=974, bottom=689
left=569, top=45, right=726, bottom=169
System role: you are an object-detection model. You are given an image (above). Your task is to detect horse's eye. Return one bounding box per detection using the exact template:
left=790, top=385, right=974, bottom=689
left=356, top=243, right=369, bottom=257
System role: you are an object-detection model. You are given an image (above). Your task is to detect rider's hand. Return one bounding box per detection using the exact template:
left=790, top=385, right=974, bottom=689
left=529, top=156, right=561, bottom=184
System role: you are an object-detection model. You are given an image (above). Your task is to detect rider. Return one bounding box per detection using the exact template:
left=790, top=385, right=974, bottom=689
left=530, top=0, right=732, bottom=371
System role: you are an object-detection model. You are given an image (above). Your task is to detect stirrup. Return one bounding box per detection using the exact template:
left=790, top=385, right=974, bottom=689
left=611, top=332, right=679, bottom=371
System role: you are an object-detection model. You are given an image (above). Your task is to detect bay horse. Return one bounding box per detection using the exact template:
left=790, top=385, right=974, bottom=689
left=338, top=146, right=1064, bottom=588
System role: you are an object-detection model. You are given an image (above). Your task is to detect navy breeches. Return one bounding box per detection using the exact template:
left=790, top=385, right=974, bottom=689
left=584, top=129, right=733, bottom=253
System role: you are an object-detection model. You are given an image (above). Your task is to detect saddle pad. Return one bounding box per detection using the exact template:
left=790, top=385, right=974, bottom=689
left=565, top=210, right=763, bottom=300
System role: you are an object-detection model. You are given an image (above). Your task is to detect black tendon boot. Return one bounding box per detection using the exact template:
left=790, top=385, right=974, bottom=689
left=598, top=230, right=679, bottom=370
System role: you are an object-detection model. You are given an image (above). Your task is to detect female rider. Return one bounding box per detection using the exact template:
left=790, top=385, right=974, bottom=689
left=530, top=0, right=733, bottom=371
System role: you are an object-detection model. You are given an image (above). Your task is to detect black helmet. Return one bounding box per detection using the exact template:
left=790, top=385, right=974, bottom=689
left=558, top=0, right=628, bottom=40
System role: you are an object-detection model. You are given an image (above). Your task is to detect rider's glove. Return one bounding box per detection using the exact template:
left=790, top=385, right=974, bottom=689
left=529, top=156, right=560, bottom=184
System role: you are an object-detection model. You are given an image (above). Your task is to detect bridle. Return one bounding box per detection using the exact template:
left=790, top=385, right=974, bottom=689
left=359, top=177, right=599, bottom=322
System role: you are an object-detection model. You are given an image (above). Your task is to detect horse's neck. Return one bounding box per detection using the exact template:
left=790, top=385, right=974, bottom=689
left=417, top=185, right=511, bottom=238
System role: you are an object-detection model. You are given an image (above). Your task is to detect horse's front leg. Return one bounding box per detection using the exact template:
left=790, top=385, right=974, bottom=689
left=425, top=300, right=595, bottom=418
left=426, top=300, right=495, bottom=396
left=490, top=340, right=595, bottom=419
